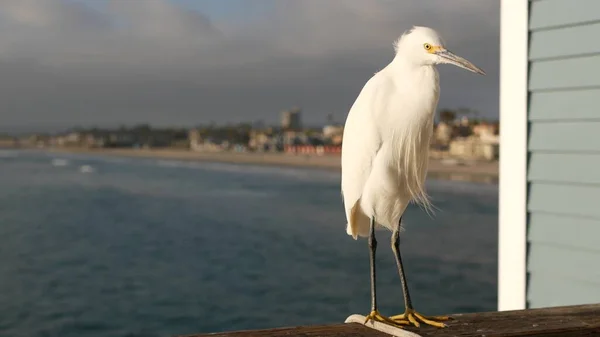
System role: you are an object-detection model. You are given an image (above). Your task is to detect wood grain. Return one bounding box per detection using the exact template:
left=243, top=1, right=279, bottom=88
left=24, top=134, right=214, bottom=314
left=179, top=304, right=600, bottom=337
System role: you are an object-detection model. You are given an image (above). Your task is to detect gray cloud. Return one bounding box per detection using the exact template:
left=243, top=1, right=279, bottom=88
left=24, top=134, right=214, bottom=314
left=0, top=0, right=499, bottom=131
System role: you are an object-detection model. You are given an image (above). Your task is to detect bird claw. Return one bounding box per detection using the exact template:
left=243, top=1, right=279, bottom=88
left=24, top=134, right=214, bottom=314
left=363, top=310, right=403, bottom=327
left=390, top=309, right=451, bottom=328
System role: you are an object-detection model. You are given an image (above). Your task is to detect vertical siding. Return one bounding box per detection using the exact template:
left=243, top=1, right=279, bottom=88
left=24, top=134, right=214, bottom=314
left=527, top=0, right=600, bottom=308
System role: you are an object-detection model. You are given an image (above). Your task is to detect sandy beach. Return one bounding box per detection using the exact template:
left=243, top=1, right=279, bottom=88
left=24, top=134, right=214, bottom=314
left=44, top=147, right=499, bottom=183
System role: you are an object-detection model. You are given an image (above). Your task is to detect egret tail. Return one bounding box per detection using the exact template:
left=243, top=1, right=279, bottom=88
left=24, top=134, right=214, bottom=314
left=390, top=218, right=451, bottom=328
left=346, top=199, right=370, bottom=239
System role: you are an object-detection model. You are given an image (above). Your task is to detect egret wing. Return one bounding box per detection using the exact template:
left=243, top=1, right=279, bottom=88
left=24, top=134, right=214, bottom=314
left=341, top=74, right=387, bottom=237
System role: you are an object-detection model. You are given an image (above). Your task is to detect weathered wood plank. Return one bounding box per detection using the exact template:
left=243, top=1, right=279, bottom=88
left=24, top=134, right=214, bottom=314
left=528, top=183, right=600, bottom=218
left=528, top=243, right=600, bottom=286
left=181, top=324, right=390, bottom=337
left=180, top=303, right=600, bottom=337
left=529, top=55, right=600, bottom=91
left=528, top=121, right=600, bottom=152
left=529, top=89, right=600, bottom=121
left=528, top=212, right=600, bottom=252
left=529, top=22, right=600, bottom=61
left=528, top=273, right=600, bottom=309
left=529, top=0, right=600, bottom=31
left=527, top=153, right=600, bottom=184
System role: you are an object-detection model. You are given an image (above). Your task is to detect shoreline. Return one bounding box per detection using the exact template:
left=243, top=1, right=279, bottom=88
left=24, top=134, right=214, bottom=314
left=36, top=147, right=498, bottom=184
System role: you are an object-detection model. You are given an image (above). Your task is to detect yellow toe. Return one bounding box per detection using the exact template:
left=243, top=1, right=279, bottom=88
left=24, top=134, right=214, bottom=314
left=390, top=310, right=450, bottom=328
left=364, top=310, right=404, bottom=327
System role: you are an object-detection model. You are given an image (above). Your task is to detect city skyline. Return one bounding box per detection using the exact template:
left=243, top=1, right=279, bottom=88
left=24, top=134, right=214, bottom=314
left=0, top=0, right=499, bottom=131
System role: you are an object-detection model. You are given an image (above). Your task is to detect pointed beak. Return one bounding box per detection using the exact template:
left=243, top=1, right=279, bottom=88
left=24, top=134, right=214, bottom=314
left=436, top=49, right=486, bottom=75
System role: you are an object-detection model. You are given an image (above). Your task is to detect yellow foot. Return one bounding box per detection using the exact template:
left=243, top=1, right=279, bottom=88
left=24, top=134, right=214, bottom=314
left=363, top=310, right=401, bottom=327
left=390, top=309, right=451, bottom=328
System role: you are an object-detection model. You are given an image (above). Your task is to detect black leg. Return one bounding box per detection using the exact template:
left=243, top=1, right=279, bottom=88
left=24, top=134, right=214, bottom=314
left=389, top=217, right=450, bottom=328
left=364, top=217, right=397, bottom=325
left=368, top=216, right=378, bottom=312
left=392, top=217, right=413, bottom=311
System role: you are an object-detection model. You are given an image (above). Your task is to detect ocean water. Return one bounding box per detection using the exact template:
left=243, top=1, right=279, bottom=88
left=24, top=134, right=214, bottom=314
left=0, top=149, right=498, bottom=337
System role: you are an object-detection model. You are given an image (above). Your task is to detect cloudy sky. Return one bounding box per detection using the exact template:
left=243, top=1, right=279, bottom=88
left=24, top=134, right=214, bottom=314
left=0, top=0, right=499, bottom=131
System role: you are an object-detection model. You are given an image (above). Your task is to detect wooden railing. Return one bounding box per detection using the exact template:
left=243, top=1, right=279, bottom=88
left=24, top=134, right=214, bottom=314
left=179, top=303, right=600, bottom=337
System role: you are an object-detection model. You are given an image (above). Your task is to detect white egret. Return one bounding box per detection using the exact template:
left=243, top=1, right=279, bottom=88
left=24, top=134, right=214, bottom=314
left=341, top=26, right=485, bottom=329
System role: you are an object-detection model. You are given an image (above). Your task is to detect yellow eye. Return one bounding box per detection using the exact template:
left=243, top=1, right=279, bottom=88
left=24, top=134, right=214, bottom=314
left=424, top=43, right=432, bottom=51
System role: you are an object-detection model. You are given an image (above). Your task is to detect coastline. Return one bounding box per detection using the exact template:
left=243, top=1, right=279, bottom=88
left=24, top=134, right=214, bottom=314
left=41, top=147, right=499, bottom=184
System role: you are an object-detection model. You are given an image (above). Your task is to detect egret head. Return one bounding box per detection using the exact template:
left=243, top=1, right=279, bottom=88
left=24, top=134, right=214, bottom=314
left=394, top=26, right=485, bottom=75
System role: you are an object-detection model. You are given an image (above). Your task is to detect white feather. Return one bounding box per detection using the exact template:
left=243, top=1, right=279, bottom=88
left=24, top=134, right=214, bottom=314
left=341, top=26, right=458, bottom=239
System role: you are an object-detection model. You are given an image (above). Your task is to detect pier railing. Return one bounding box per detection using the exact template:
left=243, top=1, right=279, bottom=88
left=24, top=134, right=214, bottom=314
left=179, top=303, right=600, bottom=337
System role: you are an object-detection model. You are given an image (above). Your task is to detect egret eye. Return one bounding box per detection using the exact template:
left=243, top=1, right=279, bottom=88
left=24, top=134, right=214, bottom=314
left=423, top=43, right=432, bottom=51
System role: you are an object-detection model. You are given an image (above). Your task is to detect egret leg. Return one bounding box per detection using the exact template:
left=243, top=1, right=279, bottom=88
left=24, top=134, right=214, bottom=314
left=390, top=217, right=451, bottom=328
left=363, top=216, right=397, bottom=327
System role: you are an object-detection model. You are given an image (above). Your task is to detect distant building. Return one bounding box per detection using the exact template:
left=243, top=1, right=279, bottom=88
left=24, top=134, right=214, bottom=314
left=248, top=130, right=275, bottom=151
left=322, top=124, right=344, bottom=145
left=282, top=130, right=305, bottom=146
left=188, top=129, right=203, bottom=151
left=188, top=128, right=232, bottom=152
left=330, top=134, right=343, bottom=146
left=65, top=132, right=82, bottom=144
left=433, top=121, right=453, bottom=146
left=472, top=122, right=499, bottom=144
left=281, top=107, right=302, bottom=130
left=107, top=132, right=135, bottom=147
left=448, top=136, right=498, bottom=161
left=322, top=124, right=343, bottom=138
left=83, top=134, right=106, bottom=148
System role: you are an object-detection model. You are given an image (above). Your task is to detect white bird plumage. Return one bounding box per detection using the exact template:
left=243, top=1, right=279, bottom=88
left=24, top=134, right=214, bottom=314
left=341, top=26, right=484, bottom=240
left=342, top=27, right=485, bottom=327
left=340, top=26, right=485, bottom=328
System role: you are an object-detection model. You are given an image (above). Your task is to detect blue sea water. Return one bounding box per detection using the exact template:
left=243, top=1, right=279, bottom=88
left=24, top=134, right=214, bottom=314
left=0, top=149, right=498, bottom=337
